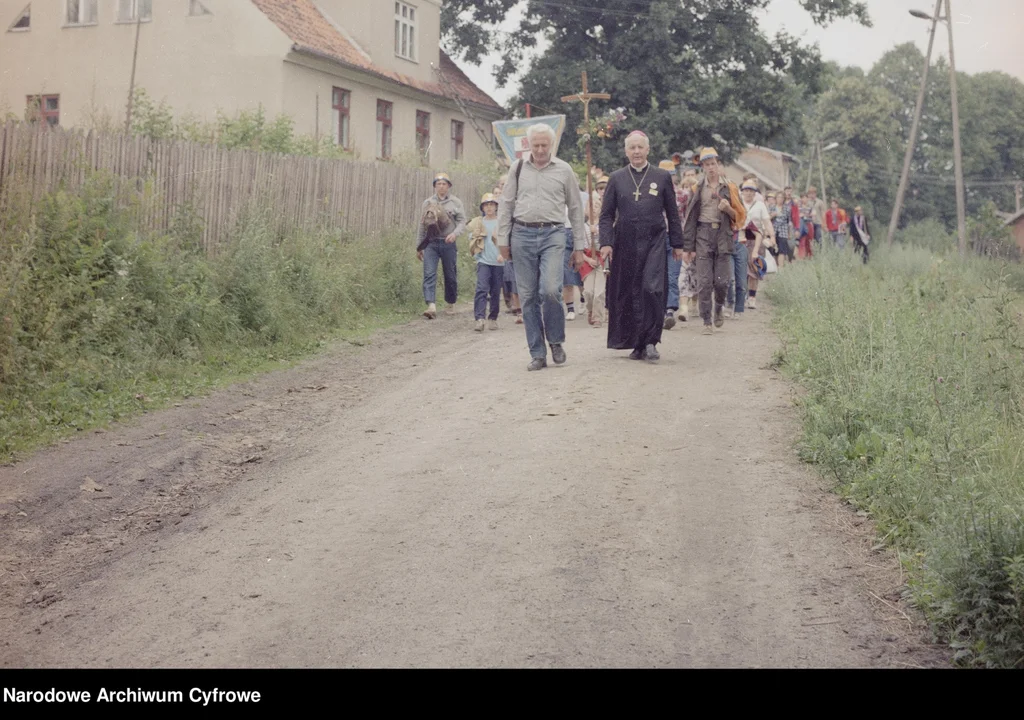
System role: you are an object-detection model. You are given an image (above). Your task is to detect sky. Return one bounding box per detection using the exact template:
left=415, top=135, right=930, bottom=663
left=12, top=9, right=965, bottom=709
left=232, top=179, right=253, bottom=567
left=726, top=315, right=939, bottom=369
left=453, top=0, right=1024, bottom=110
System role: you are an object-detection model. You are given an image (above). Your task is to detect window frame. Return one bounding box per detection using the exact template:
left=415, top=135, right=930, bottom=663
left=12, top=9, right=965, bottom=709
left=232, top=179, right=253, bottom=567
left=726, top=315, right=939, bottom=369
left=27, top=94, right=60, bottom=127
left=332, top=87, right=351, bottom=151
left=64, top=0, right=98, bottom=27
left=394, top=1, right=417, bottom=62
left=416, top=110, right=430, bottom=164
left=376, top=99, right=393, bottom=161
left=451, top=120, right=465, bottom=161
left=116, top=0, right=152, bottom=24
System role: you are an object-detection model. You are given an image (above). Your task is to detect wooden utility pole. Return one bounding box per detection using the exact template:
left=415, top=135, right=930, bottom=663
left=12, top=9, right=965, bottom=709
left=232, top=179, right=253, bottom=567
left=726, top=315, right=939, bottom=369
left=945, top=0, right=967, bottom=258
left=887, top=0, right=943, bottom=247
left=1015, top=182, right=1022, bottom=214
left=818, top=140, right=828, bottom=208
left=124, top=14, right=143, bottom=134
left=561, top=72, right=611, bottom=248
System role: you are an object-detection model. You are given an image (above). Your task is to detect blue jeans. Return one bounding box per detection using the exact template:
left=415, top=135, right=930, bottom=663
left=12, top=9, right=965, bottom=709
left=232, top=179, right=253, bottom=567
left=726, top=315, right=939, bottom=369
left=423, top=239, right=457, bottom=305
left=666, top=242, right=682, bottom=311
left=512, top=225, right=566, bottom=359
left=563, top=228, right=582, bottom=287
left=727, top=240, right=748, bottom=313
left=813, top=223, right=823, bottom=246
left=474, top=263, right=503, bottom=320
left=830, top=231, right=846, bottom=249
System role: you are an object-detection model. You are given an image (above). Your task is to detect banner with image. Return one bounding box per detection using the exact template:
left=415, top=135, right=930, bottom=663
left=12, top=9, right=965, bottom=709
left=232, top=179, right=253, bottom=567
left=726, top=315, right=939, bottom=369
left=492, top=115, right=566, bottom=164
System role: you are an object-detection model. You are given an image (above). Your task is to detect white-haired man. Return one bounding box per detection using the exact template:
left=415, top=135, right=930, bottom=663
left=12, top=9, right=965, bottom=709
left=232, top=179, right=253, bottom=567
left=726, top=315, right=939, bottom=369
left=598, top=131, right=683, bottom=363
left=497, top=124, right=587, bottom=372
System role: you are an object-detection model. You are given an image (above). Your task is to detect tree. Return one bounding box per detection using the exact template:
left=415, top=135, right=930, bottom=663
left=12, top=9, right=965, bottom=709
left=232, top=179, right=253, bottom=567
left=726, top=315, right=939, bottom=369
left=442, top=1, right=870, bottom=167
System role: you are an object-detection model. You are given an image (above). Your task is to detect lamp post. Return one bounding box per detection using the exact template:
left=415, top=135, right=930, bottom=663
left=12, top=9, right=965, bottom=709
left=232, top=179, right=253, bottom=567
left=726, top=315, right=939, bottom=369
left=889, top=2, right=967, bottom=257
left=887, top=1, right=943, bottom=248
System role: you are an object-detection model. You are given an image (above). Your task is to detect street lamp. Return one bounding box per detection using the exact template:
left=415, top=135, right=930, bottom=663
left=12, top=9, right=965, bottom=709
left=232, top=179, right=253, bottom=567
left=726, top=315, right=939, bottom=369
left=888, top=2, right=967, bottom=257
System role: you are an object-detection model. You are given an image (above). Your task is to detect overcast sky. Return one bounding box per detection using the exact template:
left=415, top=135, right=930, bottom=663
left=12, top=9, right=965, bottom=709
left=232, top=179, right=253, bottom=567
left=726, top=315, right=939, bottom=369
left=453, top=0, right=1024, bottom=110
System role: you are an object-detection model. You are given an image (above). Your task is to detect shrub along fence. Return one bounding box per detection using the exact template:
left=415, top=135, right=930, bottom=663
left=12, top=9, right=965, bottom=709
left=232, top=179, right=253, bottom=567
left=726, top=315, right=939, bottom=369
left=0, top=120, right=492, bottom=250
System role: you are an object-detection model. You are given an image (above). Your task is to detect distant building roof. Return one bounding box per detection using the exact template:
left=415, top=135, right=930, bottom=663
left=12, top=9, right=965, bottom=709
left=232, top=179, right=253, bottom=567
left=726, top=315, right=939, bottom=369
left=1004, top=208, right=1024, bottom=226
left=251, top=0, right=503, bottom=113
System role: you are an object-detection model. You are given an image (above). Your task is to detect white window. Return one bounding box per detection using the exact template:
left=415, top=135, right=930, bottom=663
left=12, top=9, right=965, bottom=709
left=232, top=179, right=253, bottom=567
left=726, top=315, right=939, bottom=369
left=65, top=0, right=98, bottom=26
left=189, top=0, right=212, bottom=16
left=8, top=4, right=30, bottom=32
left=117, top=0, right=152, bottom=23
left=394, top=2, right=417, bottom=62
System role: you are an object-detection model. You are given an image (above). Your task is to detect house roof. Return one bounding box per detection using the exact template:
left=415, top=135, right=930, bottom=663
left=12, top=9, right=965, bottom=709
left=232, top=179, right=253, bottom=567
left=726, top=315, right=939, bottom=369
left=1005, top=208, right=1024, bottom=226
left=250, top=0, right=503, bottom=113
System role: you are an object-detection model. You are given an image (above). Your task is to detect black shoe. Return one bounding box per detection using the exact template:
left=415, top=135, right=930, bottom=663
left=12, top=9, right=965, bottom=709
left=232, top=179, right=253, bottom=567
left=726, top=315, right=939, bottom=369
left=629, top=348, right=644, bottom=360
left=663, top=312, right=677, bottom=330
left=550, top=344, right=567, bottom=365
left=714, top=305, right=725, bottom=328
left=527, top=358, right=547, bottom=372
left=644, top=344, right=660, bottom=363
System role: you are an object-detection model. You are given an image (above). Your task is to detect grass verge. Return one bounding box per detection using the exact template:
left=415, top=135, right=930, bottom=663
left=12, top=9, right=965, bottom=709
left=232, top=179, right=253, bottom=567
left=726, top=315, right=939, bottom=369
left=0, top=174, right=477, bottom=463
left=766, top=243, right=1024, bottom=668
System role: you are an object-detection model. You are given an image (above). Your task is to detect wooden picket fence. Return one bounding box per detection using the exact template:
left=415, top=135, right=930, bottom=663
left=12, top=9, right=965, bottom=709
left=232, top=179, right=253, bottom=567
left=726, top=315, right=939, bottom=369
left=0, top=121, right=492, bottom=250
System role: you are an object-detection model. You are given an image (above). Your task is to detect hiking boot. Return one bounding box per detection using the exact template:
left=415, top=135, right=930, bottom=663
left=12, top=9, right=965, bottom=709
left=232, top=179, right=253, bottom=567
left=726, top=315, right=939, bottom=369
left=663, top=312, right=677, bottom=330
left=423, top=303, right=437, bottom=319
left=747, top=297, right=757, bottom=310
left=551, top=344, right=567, bottom=365
left=445, top=304, right=456, bottom=316
left=644, top=344, right=660, bottom=363
left=678, top=303, right=688, bottom=322
left=488, top=319, right=499, bottom=331
left=714, top=306, right=725, bottom=328
left=702, top=324, right=714, bottom=336
left=474, top=319, right=485, bottom=332
left=527, top=357, right=547, bottom=372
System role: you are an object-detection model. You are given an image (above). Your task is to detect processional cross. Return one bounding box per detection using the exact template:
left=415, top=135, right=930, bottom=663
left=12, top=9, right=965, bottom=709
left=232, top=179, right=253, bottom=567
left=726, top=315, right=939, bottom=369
left=561, top=72, right=612, bottom=239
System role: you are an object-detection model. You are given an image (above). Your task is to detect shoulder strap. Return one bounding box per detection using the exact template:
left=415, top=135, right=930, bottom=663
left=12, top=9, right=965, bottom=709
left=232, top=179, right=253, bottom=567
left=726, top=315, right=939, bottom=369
left=514, top=158, right=525, bottom=192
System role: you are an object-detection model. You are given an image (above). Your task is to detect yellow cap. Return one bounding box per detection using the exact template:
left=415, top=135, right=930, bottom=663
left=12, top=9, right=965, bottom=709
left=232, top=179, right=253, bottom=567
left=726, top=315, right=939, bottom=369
left=699, top=147, right=719, bottom=162
left=433, top=172, right=452, bottom=187
left=596, top=176, right=610, bottom=187
left=479, top=192, right=498, bottom=209
left=659, top=160, right=676, bottom=171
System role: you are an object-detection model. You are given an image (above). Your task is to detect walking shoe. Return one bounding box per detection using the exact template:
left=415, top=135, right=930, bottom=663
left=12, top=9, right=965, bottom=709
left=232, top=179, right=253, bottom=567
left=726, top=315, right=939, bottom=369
left=644, top=344, right=660, bottom=363
left=629, top=348, right=645, bottom=360
left=515, top=314, right=524, bottom=324
left=747, top=297, right=757, bottom=310
left=488, top=319, right=499, bottom=331
left=702, top=324, right=714, bottom=336
left=714, top=306, right=725, bottom=328
left=663, top=312, right=677, bottom=330
left=423, top=303, right=437, bottom=319
left=678, top=303, right=688, bottom=322
left=445, top=304, right=456, bottom=316
left=527, top=358, right=547, bottom=372
left=723, top=307, right=734, bottom=319
left=566, top=310, right=576, bottom=321
left=551, top=344, right=567, bottom=365
left=475, top=319, right=486, bottom=332
left=732, top=311, right=743, bottom=321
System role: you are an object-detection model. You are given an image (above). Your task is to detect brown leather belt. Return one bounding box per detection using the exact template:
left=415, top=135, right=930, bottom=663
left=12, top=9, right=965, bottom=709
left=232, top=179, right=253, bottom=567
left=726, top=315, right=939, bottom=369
left=513, top=219, right=564, bottom=229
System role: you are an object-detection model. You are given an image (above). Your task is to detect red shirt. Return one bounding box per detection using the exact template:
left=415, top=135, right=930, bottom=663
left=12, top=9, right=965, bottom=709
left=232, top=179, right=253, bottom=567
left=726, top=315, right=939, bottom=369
left=826, top=208, right=848, bottom=232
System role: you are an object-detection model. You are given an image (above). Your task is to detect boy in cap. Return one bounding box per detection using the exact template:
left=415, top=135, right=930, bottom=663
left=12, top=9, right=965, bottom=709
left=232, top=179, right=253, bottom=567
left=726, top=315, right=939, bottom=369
left=417, top=172, right=466, bottom=319
left=468, top=193, right=505, bottom=331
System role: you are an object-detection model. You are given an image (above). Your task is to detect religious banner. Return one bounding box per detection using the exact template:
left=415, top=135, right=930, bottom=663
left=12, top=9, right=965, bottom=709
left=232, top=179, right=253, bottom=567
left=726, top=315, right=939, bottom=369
left=492, top=114, right=566, bottom=164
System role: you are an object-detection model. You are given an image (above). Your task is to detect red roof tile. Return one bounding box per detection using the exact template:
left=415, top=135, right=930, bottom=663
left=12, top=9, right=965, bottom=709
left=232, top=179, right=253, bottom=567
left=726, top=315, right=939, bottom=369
left=250, top=0, right=503, bottom=112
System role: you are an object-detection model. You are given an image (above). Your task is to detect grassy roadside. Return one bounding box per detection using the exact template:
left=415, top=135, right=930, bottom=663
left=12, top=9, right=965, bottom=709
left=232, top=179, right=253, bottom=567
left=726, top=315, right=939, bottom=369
left=0, top=175, right=478, bottom=464
left=765, top=243, right=1024, bottom=668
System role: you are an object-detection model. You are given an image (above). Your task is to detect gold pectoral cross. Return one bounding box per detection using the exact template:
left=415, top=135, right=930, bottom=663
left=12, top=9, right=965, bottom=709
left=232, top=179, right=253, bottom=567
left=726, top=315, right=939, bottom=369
left=633, top=187, right=642, bottom=201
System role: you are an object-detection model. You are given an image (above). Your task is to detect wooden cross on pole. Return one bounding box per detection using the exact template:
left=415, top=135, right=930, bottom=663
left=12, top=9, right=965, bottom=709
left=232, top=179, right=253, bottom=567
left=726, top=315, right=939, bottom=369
left=561, top=72, right=611, bottom=245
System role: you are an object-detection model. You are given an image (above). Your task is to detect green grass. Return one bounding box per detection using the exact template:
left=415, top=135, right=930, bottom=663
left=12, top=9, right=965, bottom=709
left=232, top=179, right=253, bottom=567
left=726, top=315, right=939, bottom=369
left=0, top=174, right=477, bottom=463
left=766, top=242, right=1024, bottom=668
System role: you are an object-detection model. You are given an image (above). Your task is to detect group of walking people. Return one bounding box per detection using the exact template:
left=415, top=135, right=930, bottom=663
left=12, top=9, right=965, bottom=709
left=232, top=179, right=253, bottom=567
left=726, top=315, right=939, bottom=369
left=415, top=124, right=871, bottom=371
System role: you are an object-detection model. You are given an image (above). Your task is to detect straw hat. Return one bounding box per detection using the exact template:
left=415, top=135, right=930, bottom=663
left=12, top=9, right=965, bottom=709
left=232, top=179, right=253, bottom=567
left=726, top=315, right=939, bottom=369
left=433, top=172, right=452, bottom=187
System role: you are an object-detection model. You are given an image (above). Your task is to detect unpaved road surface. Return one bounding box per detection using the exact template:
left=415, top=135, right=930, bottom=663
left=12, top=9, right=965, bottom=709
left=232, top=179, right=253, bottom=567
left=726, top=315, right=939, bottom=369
left=0, top=298, right=947, bottom=667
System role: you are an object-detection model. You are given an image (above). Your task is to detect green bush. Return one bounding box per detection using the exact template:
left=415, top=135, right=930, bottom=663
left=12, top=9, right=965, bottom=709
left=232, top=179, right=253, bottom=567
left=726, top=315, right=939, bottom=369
left=767, top=245, right=1024, bottom=667
left=896, top=218, right=956, bottom=255
left=0, top=175, right=440, bottom=462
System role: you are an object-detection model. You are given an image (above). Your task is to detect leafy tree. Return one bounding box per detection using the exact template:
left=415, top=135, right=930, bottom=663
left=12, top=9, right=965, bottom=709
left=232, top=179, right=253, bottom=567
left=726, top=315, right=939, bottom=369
left=442, top=1, right=870, bottom=167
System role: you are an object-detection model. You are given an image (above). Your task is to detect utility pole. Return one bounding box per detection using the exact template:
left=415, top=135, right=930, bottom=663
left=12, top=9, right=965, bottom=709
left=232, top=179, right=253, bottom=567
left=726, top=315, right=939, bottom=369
left=818, top=140, right=828, bottom=207
left=945, top=0, right=967, bottom=258
left=124, top=13, right=143, bottom=135
left=887, top=0, right=943, bottom=247
left=1015, top=181, right=1023, bottom=214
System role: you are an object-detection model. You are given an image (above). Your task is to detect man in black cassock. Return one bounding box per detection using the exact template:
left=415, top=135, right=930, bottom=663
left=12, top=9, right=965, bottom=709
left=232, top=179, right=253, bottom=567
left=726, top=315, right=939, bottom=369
left=599, top=131, right=685, bottom=363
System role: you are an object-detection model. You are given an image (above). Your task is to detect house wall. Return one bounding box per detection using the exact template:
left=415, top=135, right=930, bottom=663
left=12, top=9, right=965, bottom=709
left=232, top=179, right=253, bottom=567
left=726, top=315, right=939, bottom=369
left=282, top=57, right=496, bottom=168
left=1012, top=219, right=1024, bottom=255
left=0, top=0, right=292, bottom=127
left=314, top=0, right=441, bottom=85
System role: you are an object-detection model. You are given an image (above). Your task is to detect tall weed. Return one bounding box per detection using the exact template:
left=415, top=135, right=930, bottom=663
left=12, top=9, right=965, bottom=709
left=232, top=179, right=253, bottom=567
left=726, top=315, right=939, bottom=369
left=768, top=244, right=1024, bottom=667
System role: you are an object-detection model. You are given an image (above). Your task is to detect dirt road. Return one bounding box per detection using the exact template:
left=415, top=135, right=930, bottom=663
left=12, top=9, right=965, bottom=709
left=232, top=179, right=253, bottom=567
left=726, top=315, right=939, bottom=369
left=0, top=298, right=945, bottom=667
